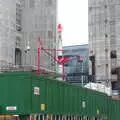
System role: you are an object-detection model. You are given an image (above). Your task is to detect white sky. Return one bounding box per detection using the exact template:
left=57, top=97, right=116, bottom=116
left=58, top=0, right=88, bottom=46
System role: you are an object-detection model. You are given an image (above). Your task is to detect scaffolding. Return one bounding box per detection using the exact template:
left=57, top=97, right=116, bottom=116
left=89, top=0, right=120, bottom=86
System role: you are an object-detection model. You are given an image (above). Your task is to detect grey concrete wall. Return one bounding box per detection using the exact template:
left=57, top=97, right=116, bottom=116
left=22, top=0, right=57, bottom=72
left=0, top=0, right=58, bottom=72
left=89, top=0, right=120, bottom=83
left=0, top=0, right=16, bottom=68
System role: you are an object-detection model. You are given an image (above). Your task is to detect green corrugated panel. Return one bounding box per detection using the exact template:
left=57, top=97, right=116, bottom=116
left=53, top=80, right=59, bottom=114
left=2, top=71, right=120, bottom=119
left=0, top=72, right=32, bottom=114
left=86, top=90, right=93, bottom=116
left=72, top=85, right=77, bottom=114
left=76, top=87, right=79, bottom=115
left=78, top=88, right=82, bottom=115
left=59, top=83, right=63, bottom=114
left=58, top=82, right=64, bottom=114
left=56, top=81, right=60, bottom=114
left=75, top=87, right=78, bottom=114
left=67, top=85, right=71, bottom=114
left=108, top=100, right=120, bottom=120
left=61, top=83, right=65, bottom=114
left=46, top=79, right=51, bottom=113
left=94, top=92, right=102, bottom=117
left=115, top=101, right=120, bottom=120
left=71, top=86, right=76, bottom=114
left=63, top=84, right=67, bottom=114
left=69, top=85, right=73, bottom=114
left=32, top=79, right=40, bottom=113
left=40, top=79, right=47, bottom=113
left=79, top=88, right=86, bottom=116
left=32, top=75, right=45, bottom=114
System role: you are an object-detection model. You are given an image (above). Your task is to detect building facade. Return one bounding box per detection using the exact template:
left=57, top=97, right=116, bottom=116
left=0, top=0, right=58, bottom=72
left=0, top=0, right=16, bottom=69
left=89, top=0, right=120, bottom=89
left=63, top=45, right=89, bottom=85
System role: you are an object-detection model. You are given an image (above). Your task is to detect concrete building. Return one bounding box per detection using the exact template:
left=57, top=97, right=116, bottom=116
left=0, top=0, right=58, bottom=72
left=63, top=44, right=89, bottom=85
left=0, top=0, right=16, bottom=69
left=89, top=0, right=120, bottom=89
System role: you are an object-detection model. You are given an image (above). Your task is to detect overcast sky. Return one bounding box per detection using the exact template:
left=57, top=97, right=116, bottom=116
left=58, top=0, right=88, bottom=46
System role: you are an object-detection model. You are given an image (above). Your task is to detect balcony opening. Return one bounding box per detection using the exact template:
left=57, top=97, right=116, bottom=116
left=105, top=34, right=108, bottom=38
left=111, top=68, right=117, bottom=74
left=104, top=19, right=108, bottom=24
left=104, top=5, right=107, bottom=8
left=111, top=50, right=117, bottom=58
left=89, top=55, right=95, bottom=75
left=15, top=48, right=22, bottom=66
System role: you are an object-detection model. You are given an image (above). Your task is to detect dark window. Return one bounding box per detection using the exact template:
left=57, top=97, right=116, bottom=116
left=15, top=48, right=22, bottom=65
left=16, top=25, right=22, bottom=31
left=105, top=19, right=108, bottom=23
left=64, top=63, right=69, bottom=66
left=90, top=50, right=93, bottom=53
left=104, top=5, right=107, bottom=8
left=111, top=50, right=117, bottom=58
left=106, top=64, right=108, bottom=67
left=105, top=48, right=108, bottom=52
left=111, top=68, right=117, bottom=74
left=89, top=7, right=92, bottom=11
left=105, top=34, right=108, bottom=38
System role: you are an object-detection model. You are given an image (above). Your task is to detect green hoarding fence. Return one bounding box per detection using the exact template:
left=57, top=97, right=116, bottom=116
left=0, top=72, right=120, bottom=120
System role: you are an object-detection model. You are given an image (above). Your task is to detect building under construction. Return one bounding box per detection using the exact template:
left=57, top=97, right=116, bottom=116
left=0, top=0, right=58, bottom=73
left=89, top=0, right=120, bottom=91
left=63, top=44, right=89, bottom=85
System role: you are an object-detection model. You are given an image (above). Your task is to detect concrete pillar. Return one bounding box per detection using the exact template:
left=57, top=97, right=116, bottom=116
left=64, top=115, right=67, bottom=120
left=68, top=115, right=70, bottom=120
left=42, top=114, right=45, bottom=120
left=50, top=115, right=53, bottom=120
left=59, top=115, right=61, bottom=120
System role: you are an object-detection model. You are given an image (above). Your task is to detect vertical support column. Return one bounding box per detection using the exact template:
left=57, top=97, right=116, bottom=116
left=38, top=114, right=40, bottom=120
left=54, top=115, right=56, bottom=120
left=51, top=115, right=53, bottom=120
left=74, top=116, right=76, bottom=120
left=79, top=116, right=81, bottom=120
left=47, top=114, right=48, bottom=120
left=75, top=116, right=77, bottom=120
left=34, top=114, right=37, bottom=120
left=77, top=116, right=79, bottom=120
left=76, top=116, right=77, bottom=120
left=81, top=116, right=83, bottom=120
left=68, top=115, right=70, bottom=120
left=59, top=115, right=60, bottom=120
left=65, top=115, right=66, bottom=120
left=29, top=115, right=32, bottom=120
left=37, top=47, right=41, bottom=73
left=42, top=114, right=45, bottom=120
left=93, top=117, right=95, bottom=120
left=71, top=115, right=72, bottom=120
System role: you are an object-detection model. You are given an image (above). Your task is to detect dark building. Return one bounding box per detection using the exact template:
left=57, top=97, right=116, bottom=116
left=63, top=44, right=89, bottom=85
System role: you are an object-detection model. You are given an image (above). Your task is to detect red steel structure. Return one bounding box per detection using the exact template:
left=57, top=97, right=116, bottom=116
left=37, top=37, right=70, bottom=80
